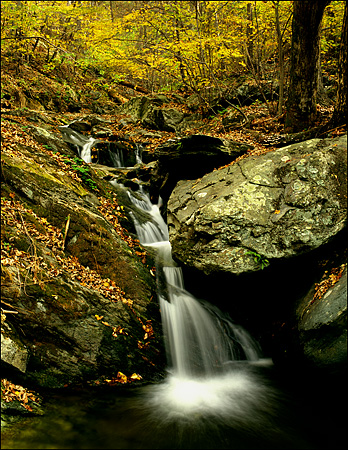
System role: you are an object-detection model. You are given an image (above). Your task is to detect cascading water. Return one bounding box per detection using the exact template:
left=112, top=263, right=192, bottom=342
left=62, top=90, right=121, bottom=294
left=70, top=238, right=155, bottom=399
left=122, top=186, right=275, bottom=428
left=135, top=143, right=143, bottom=164
left=59, top=124, right=98, bottom=163
left=128, top=188, right=262, bottom=380
left=59, top=128, right=272, bottom=419
left=108, top=143, right=124, bottom=168
left=108, top=140, right=277, bottom=432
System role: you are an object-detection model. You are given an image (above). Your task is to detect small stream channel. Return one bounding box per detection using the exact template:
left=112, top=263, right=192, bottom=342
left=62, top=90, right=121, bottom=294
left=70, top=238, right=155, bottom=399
left=2, top=128, right=346, bottom=449
left=2, top=365, right=345, bottom=449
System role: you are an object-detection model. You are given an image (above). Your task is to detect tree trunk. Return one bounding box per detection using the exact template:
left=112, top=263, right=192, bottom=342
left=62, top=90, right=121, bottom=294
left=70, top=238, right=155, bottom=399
left=285, top=1, right=330, bottom=132
left=109, top=1, right=117, bottom=23
left=117, top=80, right=149, bottom=94
left=246, top=2, right=254, bottom=71
left=274, top=1, right=284, bottom=115
left=331, top=1, right=347, bottom=127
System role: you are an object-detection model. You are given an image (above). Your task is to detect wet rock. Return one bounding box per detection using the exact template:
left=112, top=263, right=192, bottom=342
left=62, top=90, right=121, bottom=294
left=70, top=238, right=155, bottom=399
left=168, top=135, right=347, bottom=274
left=296, top=266, right=347, bottom=371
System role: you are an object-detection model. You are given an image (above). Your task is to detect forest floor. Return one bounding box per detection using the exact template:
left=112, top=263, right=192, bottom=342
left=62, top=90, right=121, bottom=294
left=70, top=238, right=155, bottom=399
left=1, top=52, right=346, bottom=171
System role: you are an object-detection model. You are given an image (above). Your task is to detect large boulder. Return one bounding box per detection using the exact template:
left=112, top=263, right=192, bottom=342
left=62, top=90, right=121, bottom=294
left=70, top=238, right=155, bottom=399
left=142, top=106, right=185, bottom=132
left=167, top=135, right=347, bottom=274
left=119, top=95, right=187, bottom=132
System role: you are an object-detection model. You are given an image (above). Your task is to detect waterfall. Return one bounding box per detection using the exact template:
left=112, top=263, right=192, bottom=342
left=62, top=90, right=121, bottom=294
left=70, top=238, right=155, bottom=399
left=108, top=143, right=124, bottom=168
left=135, top=143, right=143, bottom=164
left=109, top=142, right=261, bottom=380
left=59, top=125, right=97, bottom=163
left=126, top=186, right=273, bottom=429
left=127, top=188, right=262, bottom=380
left=61, top=129, right=268, bottom=419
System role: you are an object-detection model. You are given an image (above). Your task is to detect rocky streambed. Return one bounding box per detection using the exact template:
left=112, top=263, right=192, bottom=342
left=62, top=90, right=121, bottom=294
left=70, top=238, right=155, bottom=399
left=1, top=100, right=347, bottom=446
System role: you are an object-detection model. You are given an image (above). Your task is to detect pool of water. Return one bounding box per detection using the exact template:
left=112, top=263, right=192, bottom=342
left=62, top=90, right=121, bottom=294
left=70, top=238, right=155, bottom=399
left=1, top=362, right=346, bottom=449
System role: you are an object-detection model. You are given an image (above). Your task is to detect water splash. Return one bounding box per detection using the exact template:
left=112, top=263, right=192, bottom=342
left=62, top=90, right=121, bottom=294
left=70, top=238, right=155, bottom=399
left=109, top=146, right=268, bottom=424
left=59, top=125, right=97, bottom=163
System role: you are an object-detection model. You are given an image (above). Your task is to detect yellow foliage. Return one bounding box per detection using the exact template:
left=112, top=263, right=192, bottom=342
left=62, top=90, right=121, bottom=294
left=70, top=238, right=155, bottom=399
left=1, top=1, right=344, bottom=94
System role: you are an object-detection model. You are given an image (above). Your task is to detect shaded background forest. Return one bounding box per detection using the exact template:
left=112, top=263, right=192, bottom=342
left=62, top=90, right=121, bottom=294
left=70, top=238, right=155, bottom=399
left=1, top=0, right=346, bottom=134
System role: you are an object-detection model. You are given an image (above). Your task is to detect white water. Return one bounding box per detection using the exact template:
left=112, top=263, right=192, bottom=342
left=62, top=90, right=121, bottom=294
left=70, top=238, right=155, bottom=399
left=108, top=143, right=124, bottom=168
left=61, top=128, right=270, bottom=421
left=125, top=186, right=270, bottom=421
left=135, top=143, right=143, bottom=164
left=59, top=125, right=97, bottom=163
left=128, top=188, right=261, bottom=375
left=59, top=128, right=268, bottom=419
left=114, top=137, right=266, bottom=417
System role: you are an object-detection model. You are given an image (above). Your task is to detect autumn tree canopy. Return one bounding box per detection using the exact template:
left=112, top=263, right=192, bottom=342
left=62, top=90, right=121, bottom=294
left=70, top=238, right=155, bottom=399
left=1, top=1, right=346, bottom=129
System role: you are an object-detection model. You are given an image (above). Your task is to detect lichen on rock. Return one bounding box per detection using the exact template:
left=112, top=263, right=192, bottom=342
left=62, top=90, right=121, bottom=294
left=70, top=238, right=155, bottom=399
left=168, top=135, right=347, bottom=274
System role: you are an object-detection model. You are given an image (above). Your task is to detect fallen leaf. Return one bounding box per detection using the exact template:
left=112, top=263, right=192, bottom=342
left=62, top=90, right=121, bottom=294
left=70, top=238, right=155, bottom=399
left=116, top=371, right=128, bottom=383
left=129, top=373, right=142, bottom=380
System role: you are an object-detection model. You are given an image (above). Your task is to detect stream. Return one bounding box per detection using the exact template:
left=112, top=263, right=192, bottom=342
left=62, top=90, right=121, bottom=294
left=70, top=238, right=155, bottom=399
left=2, top=365, right=345, bottom=449
left=2, top=128, right=345, bottom=449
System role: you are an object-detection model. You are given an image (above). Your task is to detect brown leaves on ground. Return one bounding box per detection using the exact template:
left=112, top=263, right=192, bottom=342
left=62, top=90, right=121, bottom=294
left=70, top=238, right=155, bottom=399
left=1, top=196, right=128, bottom=303
left=95, top=313, right=155, bottom=349
left=1, top=378, right=41, bottom=412
left=97, top=195, right=140, bottom=250
left=312, top=264, right=346, bottom=303
left=97, top=195, right=151, bottom=266
left=1, top=120, right=84, bottom=185
left=88, top=371, right=142, bottom=386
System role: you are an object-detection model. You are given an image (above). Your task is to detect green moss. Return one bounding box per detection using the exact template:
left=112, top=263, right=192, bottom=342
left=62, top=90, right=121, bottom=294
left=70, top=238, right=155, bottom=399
left=2, top=152, right=89, bottom=198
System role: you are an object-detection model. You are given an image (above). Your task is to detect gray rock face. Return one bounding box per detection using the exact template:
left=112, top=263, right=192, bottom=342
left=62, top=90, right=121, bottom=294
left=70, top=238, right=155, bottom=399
left=119, top=95, right=185, bottom=132
left=1, top=322, right=29, bottom=373
left=142, top=106, right=184, bottom=132
left=168, top=135, right=347, bottom=274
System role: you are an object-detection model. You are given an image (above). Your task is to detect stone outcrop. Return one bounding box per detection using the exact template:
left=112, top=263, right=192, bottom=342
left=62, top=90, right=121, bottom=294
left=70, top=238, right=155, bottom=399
left=168, top=135, right=347, bottom=274
left=1, top=322, right=29, bottom=374
left=1, top=125, right=165, bottom=387
left=118, top=94, right=198, bottom=132
left=296, top=266, right=347, bottom=371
